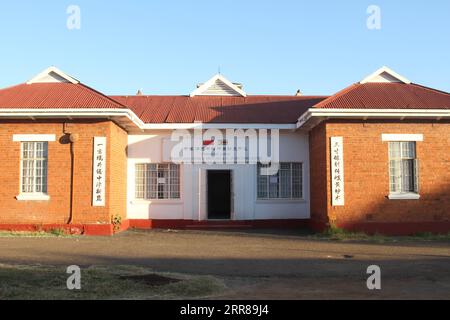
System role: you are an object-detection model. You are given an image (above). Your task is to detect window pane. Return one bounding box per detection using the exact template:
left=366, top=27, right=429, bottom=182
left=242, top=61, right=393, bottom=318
left=413, top=159, right=420, bottom=193
left=42, top=160, right=48, bottom=193
left=35, top=142, right=45, bottom=158
left=22, top=160, right=34, bottom=192
left=23, top=142, right=35, bottom=160
left=279, top=163, right=291, bottom=198
left=135, top=163, right=181, bottom=200
left=401, top=159, right=414, bottom=192
left=389, top=142, right=401, bottom=159
left=135, top=164, right=146, bottom=199
left=257, top=163, right=302, bottom=199
left=389, top=160, right=401, bottom=193
left=388, top=141, right=418, bottom=194
left=21, top=142, right=48, bottom=194
left=257, top=164, right=268, bottom=199
left=169, top=164, right=180, bottom=199
left=147, top=165, right=158, bottom=199
left=268, top=172, right=279, bottom=199
left=401, top=142, right=415, bottom=159
left=292, top=163, right=302, bottom=199
left=157, top=164, right=169, bottom=199
left=35, top=159, right=43, bottom=192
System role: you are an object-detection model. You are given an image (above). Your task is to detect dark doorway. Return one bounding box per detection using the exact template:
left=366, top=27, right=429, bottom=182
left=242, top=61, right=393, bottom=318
left=207, top=170, right=232, bottom=220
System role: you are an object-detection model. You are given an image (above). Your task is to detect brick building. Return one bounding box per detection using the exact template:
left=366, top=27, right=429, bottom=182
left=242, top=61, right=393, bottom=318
left=0, top=66, right=448, bottom=235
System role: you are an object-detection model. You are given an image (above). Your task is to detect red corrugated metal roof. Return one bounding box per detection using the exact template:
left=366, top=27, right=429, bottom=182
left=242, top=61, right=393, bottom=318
left=2, top=79, right=449, bottom=125
left=0, top=83, right=127, bottom=109
left=110, top=95, right=328, bottom=124
left=313, top=83, right=450, bottom=109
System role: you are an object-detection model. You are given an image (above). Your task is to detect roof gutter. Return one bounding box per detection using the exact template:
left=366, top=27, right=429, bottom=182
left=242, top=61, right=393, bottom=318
left=0, top=108, right=297, bottom=131
left=297, top=108, right=450, bottom=130
left=0, top=108, right=145, bottom=132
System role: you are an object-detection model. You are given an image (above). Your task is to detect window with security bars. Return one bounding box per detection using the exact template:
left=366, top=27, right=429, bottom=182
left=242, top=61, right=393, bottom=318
left=257, top=163, right=302, bottom=199
left=388, top=142, right=419, bottom=194
left=21, top=142, right=48, bottom=194
left=135, top=163, right=180, bottom=200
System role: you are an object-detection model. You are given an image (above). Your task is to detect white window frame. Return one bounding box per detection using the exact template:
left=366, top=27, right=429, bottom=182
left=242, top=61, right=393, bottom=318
left=17, top=141, right=50, bottom=201
left=135, top=163, right=181, bottom=200
left=256, top=162, right=303, bottom=200
left=388, top=141, right=420, bottom=200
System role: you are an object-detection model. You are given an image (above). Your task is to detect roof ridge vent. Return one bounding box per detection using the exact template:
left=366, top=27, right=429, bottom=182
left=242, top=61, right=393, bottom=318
left=190, top=74, right=246, bottom=97
left=26, top=66, right=79, bottom=85
left=360, top=66, right=411, bottom=84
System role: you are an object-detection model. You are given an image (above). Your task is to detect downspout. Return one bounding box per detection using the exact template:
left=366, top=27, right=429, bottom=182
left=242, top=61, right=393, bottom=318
left=67, top=133, right=79, bottom=224
left=198, top=169, right=201, bottom=221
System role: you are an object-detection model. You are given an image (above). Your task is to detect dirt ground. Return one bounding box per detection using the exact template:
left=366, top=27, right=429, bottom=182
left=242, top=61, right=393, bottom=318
left=0, top=229, right=449, bottom=299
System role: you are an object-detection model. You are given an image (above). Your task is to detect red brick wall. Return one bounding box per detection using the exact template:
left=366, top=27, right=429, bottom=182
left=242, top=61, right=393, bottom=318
left=309, top=120, right=450, bottom=234
left=309, top=122, right=328, bottom=226
left=108, top=123, right=128, bottom=222
left=0, top=120, right=127, bottom=226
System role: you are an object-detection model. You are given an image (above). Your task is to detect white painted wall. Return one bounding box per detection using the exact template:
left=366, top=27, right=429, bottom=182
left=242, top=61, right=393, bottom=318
left=127, top=130, right=310, bottom=221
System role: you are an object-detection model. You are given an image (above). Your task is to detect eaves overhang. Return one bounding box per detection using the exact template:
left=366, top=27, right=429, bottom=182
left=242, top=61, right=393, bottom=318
left=297, top=108, right=450, bottom=131
left=0, top=108, right=145, bottom=133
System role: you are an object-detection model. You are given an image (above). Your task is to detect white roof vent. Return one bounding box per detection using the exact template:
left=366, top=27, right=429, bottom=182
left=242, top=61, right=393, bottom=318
left=27, top=66, right=79, bottom=85
left=360, top=66, right=411, bottom=84
left=190, top=74, right=246, bottom=97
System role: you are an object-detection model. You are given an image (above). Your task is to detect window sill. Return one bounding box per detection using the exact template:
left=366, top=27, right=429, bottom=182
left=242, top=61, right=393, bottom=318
left=388, top=193, right=420, bottom=200
left=16, top=194, right=50, bottom=201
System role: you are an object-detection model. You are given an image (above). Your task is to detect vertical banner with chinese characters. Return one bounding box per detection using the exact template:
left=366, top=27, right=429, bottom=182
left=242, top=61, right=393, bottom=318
left=92, top=137, right=106, bottom=207
left=330, top=137, right=344, bottom=206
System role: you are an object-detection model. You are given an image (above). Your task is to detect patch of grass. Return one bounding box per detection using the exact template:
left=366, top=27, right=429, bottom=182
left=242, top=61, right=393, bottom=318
left=408, top=232, right=450, bottom=241
left=48, top=228, right=67, bottom=237
left=154, top=274, right=226, bottom=299
left=0, top=264, right=227, bottom=300
left=312, top=226, right=450, bottom=243
left=319, top=227, right=375, bottom=241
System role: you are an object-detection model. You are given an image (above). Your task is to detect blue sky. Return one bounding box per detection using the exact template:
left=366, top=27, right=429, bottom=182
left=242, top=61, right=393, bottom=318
left=0, top=1, right=449, bottom=95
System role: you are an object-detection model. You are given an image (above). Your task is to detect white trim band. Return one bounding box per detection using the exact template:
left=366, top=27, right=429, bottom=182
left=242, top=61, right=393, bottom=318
left=297, top=108, right=450, bottom=129
left=13, top=134, right=56, bottom=142
left=16, top=194, right=51, bottom=201
left=381, top=134, right=424, bottom=142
